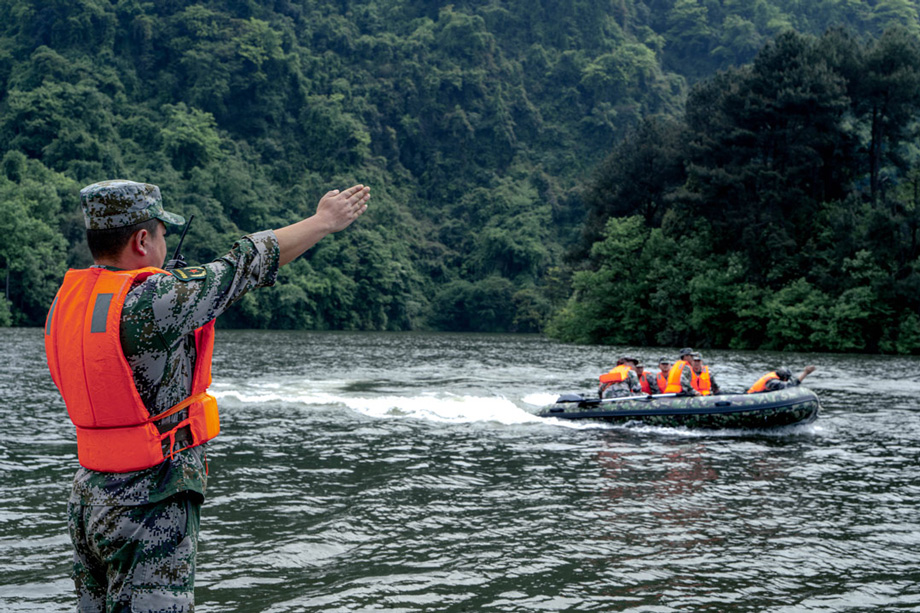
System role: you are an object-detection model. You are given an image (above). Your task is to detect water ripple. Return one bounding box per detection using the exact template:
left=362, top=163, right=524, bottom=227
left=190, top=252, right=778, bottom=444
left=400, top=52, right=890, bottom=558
left=3, top=329, right=920, bottom=611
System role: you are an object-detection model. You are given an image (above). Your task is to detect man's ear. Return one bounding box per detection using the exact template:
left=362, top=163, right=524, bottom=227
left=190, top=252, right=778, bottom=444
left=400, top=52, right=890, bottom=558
left=131, top=228, right=150, bottom=256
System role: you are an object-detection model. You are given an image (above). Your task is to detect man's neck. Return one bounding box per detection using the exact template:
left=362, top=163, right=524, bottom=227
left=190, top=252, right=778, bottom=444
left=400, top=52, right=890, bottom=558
left=93, top=258, right=122, bottom=269
left=94, top=254, right=153, bottom=270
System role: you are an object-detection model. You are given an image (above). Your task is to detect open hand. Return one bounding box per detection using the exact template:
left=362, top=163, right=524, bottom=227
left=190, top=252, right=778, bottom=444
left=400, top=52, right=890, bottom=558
left=316, top=184, right=370, bottom=233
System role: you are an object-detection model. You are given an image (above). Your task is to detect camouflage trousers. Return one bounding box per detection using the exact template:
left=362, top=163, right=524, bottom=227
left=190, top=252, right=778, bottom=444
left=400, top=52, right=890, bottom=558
left=67, top=493, right=200, bottom=612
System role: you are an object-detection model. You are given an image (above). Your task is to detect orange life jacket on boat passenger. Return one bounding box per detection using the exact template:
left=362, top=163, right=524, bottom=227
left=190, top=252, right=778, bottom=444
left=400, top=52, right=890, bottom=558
left=746, top=372, right=780, bottom=394
left=44, top=267, right=220, bottom=473
left=656, top=372, right=669, bottom=393
left=691, top=366, right=712, bottom=396
left=664, top=360, right=691, bottom=393
left=599, top=364, right=632, bottom=385
left=638, top=370, right=653, bottom=394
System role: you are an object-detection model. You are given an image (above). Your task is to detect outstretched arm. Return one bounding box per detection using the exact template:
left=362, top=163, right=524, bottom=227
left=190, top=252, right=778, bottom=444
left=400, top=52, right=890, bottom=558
left=797, top=365, right=816, bottom=383
left=275, top=185, right=370, bottom=267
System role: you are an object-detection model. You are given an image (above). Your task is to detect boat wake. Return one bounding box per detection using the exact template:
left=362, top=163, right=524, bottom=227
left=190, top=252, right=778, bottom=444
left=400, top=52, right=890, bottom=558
left=210, top=379, right=820, bottom=436
left=211, top=379, right=574, bottom=427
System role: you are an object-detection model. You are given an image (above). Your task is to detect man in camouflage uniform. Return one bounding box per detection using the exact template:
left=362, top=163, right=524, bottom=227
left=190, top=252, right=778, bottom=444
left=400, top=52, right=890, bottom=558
left=689, top=352, right=721, bottom=395
left=747, top=365, right=816, bottom=393
left=666, top=347, right=699, bottom=396
left=599, top=355, right=643, bottom=398
left=655, top=357, right=671, bottom=393
left=52, top=179, right=369, bottom=611
left=635, top=360, right=660, bottom=394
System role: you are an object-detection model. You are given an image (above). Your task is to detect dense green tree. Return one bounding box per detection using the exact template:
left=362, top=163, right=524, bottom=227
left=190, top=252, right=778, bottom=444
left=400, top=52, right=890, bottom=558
left=555, top=25, right=920, bottom=354
left=428, top=276, right=518, bottom=332
left=579, top=115, right=686, bottom=253
left=849, top=27, right=920, bottom=202
left=678, top=31, right=853, bottom=281
left=664, top=0, right=715, bottom=77
left=548, top=216, right=662, bottom=345
left=0, top=153, right=74, bottom=325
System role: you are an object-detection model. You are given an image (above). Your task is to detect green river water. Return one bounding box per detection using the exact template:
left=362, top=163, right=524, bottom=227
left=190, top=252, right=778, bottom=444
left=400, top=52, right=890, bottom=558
left=2, top=328, right=919, bottom=612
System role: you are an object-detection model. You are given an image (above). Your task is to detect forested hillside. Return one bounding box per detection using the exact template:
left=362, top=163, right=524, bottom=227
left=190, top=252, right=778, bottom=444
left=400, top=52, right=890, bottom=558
left=552, top=27, right=920, bottom=354
left=1, top=0, right=919, bottom=352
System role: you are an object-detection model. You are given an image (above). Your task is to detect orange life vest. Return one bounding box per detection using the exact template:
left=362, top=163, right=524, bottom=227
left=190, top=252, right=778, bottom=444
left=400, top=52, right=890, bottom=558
left=599, top=364, right=632, bottom=384
left=638, top=371, right=653, bottom=394
left=691, top=366, right=712, bottom=395
left=656, top=372, right=669, bottom=393
left=664, top=360, right=690, bottom=393
left=44, top=267, right=220, bottom=473
left=599, top=364, right=634, bottom=395
left=747, top=372, right=780, bottom=394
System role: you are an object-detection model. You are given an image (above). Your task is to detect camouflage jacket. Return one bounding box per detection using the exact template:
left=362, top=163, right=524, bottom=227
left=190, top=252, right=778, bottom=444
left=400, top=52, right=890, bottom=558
left=764, top=377, right=802, bottom=392
left=69, top=231, right=280, bottom=506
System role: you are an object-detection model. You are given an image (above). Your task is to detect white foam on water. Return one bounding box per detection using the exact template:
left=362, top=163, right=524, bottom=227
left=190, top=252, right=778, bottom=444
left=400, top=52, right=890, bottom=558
left=521, top=392, right=561, bottom=407
left=211, top=378, right=348, bottom=406
left=343, top=393, right=546, bottom=425
left=211, top=381, right=554, bottom=426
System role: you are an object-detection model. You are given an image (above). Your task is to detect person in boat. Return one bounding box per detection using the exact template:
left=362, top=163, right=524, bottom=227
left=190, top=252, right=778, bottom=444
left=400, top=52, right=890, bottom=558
left=599, top=355, right=643, bottom=398
left=747, top=366, right=817, bottom=393
left=44, top=179, right=369, bottom=610
left=636, top=360, right=660, bottom=394
left=664, top=347, right=699, bottom=396
left=656, top=357, right=671, bottom=393
left=689, top=352, right=721, bottom=395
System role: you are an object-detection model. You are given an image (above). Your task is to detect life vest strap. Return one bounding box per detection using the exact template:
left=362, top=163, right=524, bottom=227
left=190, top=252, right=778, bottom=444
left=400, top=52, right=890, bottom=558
left=73, top=393, right=219, bottom=472
left=150, top=390, right=213, bottom=423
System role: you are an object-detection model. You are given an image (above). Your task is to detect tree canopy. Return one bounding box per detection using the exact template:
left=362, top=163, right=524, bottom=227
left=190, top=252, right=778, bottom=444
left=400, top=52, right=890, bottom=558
left=2, top=0, right=920, bottom=352
left=552, top=27, right=920, bottom=353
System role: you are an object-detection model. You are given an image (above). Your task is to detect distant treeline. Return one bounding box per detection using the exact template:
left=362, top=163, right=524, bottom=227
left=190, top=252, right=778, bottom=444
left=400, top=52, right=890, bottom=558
left=552, top=28, right=920, bottom=353
left=1, top=1, right=919, bottom=353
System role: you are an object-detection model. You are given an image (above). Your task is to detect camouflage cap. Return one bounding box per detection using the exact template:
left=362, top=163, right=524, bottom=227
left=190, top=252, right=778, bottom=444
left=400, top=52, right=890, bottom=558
left=80, top=180, right=185, bottom=230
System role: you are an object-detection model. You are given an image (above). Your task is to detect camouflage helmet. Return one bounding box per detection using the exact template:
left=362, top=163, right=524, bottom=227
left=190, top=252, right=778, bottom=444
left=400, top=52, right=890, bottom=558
left=80, top=180, right=185, bottom=230
left=775, top=367, right=792, bottom=381
left=678, top=347, right=694, bottom=359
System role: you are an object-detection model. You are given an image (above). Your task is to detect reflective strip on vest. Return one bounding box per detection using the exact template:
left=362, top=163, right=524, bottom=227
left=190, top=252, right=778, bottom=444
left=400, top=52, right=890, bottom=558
left=45, top=296, right=58, bottom=336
